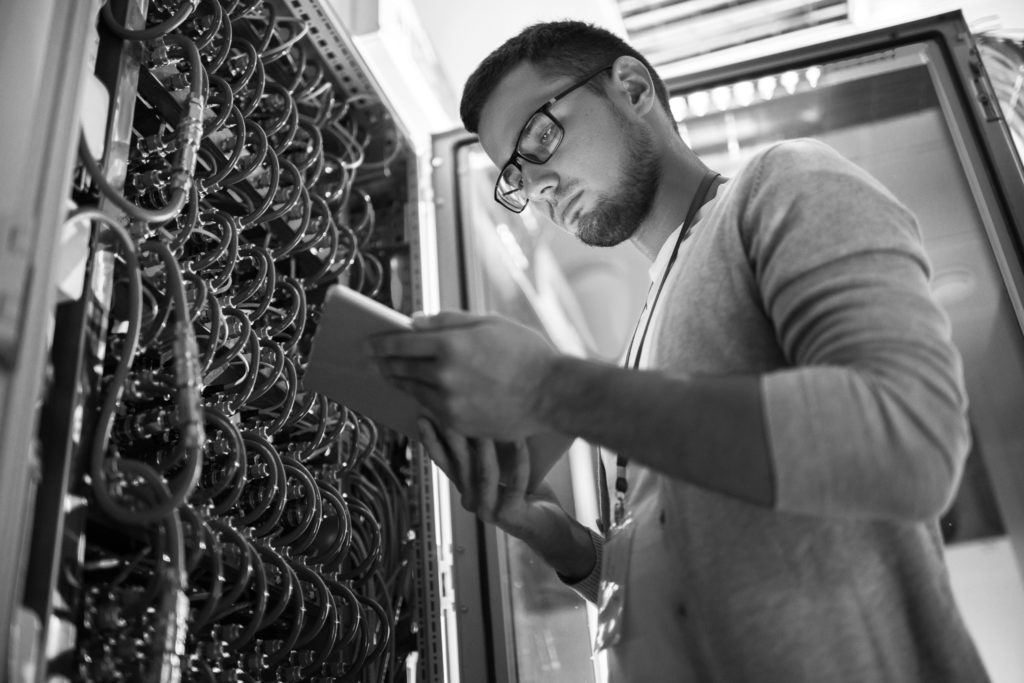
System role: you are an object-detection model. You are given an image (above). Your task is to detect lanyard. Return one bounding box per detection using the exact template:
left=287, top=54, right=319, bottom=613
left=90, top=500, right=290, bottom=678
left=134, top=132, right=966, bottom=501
left=602, top=170, right=721, bottom=527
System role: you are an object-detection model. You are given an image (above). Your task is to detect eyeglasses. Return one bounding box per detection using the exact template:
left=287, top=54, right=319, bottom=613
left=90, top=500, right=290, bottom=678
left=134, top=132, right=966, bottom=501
left=494, top=65, right=613, bottom=213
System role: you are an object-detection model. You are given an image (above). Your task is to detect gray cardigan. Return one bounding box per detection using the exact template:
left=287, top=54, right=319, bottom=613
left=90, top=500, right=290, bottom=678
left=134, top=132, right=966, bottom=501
left=568, top=139, right=989, bottom=682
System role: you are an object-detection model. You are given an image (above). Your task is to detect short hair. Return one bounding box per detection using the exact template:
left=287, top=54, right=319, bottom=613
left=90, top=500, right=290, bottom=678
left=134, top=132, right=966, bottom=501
left=460, top=20, right=672, bottom=134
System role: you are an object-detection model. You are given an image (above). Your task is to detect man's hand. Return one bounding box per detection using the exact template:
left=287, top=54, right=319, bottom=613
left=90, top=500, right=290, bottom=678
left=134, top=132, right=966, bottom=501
left=368, top=311, right=559, bottom=441
left=419, top=419, right=554, bottom=539
left=419, top=419, right=597, bottom=581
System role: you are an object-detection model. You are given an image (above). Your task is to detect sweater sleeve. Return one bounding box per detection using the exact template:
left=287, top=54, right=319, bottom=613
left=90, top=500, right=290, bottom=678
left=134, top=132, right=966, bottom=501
left=744, top=139, right=970, bottom=521
left=557, top=527, right=603, bottom=604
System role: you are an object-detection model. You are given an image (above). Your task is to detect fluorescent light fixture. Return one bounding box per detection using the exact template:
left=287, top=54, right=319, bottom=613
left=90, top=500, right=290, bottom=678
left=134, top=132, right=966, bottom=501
left=618, top=0, right=849, bottom=66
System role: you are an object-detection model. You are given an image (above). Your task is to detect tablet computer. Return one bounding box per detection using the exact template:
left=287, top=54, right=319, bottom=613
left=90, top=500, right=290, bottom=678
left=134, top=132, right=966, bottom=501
left=303, top=284, right=420, bottom=438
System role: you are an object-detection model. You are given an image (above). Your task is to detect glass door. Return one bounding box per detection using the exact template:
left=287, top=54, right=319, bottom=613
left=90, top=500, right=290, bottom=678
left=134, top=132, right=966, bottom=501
left=452, top=142, right=602, bottom=683
left=430, top=129, right=615, bottom=681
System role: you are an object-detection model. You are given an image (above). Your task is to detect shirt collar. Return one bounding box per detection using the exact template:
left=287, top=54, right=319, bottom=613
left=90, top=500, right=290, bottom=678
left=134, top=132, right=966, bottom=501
left=646, top=183, right=723, bottom=284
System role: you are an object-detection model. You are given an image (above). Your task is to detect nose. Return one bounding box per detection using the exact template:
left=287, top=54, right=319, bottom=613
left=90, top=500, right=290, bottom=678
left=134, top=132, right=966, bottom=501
left=520, top=160, right=558, bottom=205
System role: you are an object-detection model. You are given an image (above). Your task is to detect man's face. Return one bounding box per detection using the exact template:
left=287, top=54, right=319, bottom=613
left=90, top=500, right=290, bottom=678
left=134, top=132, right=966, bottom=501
left=478, top=62, right=660, bottom=247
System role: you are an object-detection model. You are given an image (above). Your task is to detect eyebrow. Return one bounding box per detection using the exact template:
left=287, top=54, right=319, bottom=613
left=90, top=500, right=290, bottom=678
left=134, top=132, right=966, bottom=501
left=505, top=78, right=571, bottom=152
left=508, top=65, right=613, bottom=150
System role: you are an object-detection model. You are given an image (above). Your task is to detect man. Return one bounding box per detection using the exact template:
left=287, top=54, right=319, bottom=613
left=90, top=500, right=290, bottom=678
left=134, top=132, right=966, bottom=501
left=368, top=20, right=990, bottom=682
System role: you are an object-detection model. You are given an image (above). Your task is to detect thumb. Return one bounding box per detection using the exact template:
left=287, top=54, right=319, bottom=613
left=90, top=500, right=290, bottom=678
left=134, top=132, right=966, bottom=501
left=411, top=310, right=486, bottom=330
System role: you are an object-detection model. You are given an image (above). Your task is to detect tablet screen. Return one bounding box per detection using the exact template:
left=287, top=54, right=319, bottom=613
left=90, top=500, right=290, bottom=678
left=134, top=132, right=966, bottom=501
left=303, top=285, right=420, bottom=438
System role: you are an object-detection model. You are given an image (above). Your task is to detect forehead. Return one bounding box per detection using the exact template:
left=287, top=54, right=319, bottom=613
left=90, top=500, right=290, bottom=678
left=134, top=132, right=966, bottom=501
left=477, top=62, right=579, bottom=165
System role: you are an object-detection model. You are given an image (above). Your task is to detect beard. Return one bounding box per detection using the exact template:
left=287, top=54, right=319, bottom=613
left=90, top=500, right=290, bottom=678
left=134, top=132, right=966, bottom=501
left=575, top=116, right=661, bottom=247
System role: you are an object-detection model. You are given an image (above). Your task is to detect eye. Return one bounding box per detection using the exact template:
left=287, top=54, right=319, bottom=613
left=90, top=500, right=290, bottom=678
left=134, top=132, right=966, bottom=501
left=538, top=122, right=557, bottom=146
left=519, top=113, right=560, bottom=158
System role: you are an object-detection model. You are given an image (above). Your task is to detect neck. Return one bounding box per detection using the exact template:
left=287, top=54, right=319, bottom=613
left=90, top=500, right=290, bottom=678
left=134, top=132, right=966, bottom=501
left=630, top=140, right=720, bottom=261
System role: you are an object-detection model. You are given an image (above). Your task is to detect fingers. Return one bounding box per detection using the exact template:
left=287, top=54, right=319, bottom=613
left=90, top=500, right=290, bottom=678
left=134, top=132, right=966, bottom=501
left=440, top=426, right=477, bottom=510
left=496, top=440, right=530, bottom=512
left=418, top=419, right=457, bottom=484
left=376, top=366, right=452, bottom=422
left=411, top=310, right=486, bottom=330
left=419, top=420, right=482, bottom=513
left=374, top=357, right=439, bottom=386
left=368, top=312, right=486, bottom=358
left=507, top=440, right=530, bottom=495
left=366, top=330, right=440, bottom=360
left=417, top=418, right=534, bottom=532
left=475, top=439, right=501, bottom=521
left=366, top=330, right=452, bottom=393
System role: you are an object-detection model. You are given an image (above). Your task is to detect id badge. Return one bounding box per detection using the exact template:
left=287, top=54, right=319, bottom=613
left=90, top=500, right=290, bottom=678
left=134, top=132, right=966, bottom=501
left=594, top=513, right=636, bottom=651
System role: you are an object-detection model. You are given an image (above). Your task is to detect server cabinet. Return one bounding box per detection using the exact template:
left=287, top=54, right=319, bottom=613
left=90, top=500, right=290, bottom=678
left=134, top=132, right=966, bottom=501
left=0, top=0, right=450, bottom=680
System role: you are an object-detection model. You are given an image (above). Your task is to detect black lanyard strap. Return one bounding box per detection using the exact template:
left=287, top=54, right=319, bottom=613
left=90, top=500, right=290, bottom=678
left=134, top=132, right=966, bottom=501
left=602, top=169, right=721, bottom=527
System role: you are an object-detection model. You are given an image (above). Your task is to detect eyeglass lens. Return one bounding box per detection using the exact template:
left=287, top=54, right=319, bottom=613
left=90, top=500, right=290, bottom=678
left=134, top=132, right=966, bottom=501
left=518, top=111, right=564, bottom=161
left=497, top=165, right=525, bottom=209
left=496, top=110, right=564, bottom=211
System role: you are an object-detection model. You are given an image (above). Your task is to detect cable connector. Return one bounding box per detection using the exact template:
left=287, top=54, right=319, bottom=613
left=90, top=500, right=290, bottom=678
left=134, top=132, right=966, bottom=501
left=173, top=321, right=206, bottom=453
left=168, top=92, right=205, bottom=197
left=144, top=40, right=172, bottom=68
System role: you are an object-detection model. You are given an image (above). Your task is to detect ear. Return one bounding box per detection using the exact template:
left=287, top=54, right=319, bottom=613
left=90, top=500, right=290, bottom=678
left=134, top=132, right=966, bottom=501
left=609, top=56, right=657, bottom=116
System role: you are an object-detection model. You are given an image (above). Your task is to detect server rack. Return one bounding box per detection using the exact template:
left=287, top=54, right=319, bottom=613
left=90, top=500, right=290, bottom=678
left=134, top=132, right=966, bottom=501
left=0, top=1, right=452, bottom=680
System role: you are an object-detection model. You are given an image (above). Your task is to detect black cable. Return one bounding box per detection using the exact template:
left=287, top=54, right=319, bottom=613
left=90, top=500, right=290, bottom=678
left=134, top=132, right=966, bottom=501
left=205, top=306, right=251, bottom=375
left=206, top=519, right=253, bottom=615
left=229, top=244, right=271, bottom=306
left=183, top=509, right=224, bottom=628
left=79, top=35, right=205, bottom=225
left=224, top=329, right=262, bottom=412
left=192, top=405, right=246, bottom=504
left=306, top=480, right=352, bottom=569
left=262, top=559, right=307, bottom=666
left=257, top=355, right=299, bottom=436
left=199, top=107, right=247, bottom=192
left=234, top=249, right=277, bottom=320
left=235, top=432, right=282, bottom=526
left=185, top=0, right=222, bottom=53
left=255, top=544, right=294, bottom=630
left=291, top=563, right=333, bottom=649
left=287, top=116, right=325, bottom=184
left=262, top=277, right=307, bottom=343
left=274, top=458, right=322, bottom=549
left=360, top=582, right=394, bottom=683
left=218, top=112, right=268, bottom=189
left=253, top=80, right=296, bottom=141
left=220, top=544, right=267, bottom=650
left=102, top=0, right=198, bottom=41
left=259, top=158, right=307, bottom=228
left=246, top=338, right=287, bottom=403
left=245, top=432, right=289, bottom=537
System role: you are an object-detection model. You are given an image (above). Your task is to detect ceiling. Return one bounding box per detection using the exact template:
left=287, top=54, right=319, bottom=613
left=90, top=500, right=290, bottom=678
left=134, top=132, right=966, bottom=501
left=409, top=0, right=1024, bottom=100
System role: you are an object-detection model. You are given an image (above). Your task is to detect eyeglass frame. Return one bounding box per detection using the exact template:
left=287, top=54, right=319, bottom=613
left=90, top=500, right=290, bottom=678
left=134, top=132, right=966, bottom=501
left=493, top=64, right=614, bottom=213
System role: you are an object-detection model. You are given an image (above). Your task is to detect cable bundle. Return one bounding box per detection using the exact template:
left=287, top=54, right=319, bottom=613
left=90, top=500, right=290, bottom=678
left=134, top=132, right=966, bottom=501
left=71, top=1, right=416, bottom=680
